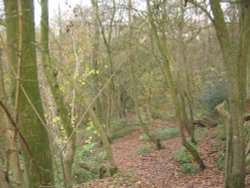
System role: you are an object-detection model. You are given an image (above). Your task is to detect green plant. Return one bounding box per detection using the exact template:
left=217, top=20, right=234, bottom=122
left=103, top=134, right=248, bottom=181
left=174, top=146, right=193, bottom=164
left=139, top=127, right=179, bottom=141
left=198, top=81, right=228, bottom=112
left=213, top=124, right=226, bottom=140
left=111, top=120, right=140, bottom=141
left=137, top=145, right=153, bottom=156
left=216, top=151, right=225, bottom=171
left=113, top=169, right=139, bottom=186
left=177, top=163, right=201, bottom=174
left=160, top=108, right=176, bottom=120
left=73, top=143, right=106, bottom=184
left=111, top=133, right=125, bottom=140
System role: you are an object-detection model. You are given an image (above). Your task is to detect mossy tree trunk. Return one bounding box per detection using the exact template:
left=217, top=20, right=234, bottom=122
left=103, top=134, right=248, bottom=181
left=209, top=1, right=250, bottom=187
left=40, top=0, right=76, bottom=187
left=4, top=0, right=55, bottom=187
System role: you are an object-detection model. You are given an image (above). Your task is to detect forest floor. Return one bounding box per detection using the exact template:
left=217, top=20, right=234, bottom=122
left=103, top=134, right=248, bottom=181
left=75, top=119, right=250, bottom=188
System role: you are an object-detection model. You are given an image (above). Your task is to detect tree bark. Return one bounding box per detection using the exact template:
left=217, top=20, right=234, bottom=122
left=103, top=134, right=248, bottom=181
left=4, top=0, right=55, bottom=187
left=209, top=0, right=250, bottom=187
left=40, top=1, right=76, bottom=187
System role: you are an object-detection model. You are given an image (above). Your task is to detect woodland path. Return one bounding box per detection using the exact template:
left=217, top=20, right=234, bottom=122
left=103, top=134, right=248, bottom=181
left=76, top=122, right=250, bottom=188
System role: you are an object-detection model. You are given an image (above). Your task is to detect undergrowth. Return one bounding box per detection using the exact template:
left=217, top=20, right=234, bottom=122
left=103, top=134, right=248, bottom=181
left=73, top=143, right=106, bottom=184
left=139, top=127, right=179, bottom=141
left=174, top=145, right=201, bottom=175
left=137, top=145, right=153, bottom=156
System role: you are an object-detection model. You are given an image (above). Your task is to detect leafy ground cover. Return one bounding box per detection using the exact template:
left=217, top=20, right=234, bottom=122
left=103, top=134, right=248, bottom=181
left=74, top=121, right=250, bottom=188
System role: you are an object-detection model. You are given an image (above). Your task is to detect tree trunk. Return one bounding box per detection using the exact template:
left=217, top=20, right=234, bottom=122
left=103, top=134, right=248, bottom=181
left=209, top=0, right=250, bottom=187
left=1, top=3, right=25, bottom=186
left=40, top=1, right=76, bottom=187
left=4, top=0, right=55, bottom=187
left=128, top=0, right=163, bottom=149
left=82, top=98, right=117, bottom=175
left=146, top=0, right=205, bottom=168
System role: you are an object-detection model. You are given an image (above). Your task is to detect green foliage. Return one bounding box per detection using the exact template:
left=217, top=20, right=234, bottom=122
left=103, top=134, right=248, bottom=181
left=73, top=143, right=106, bottom=184
left=160, top=108, right=176, bottom=120
left=177, top=163, right=201, bottom=175
left=198, top=81, right=228, bottom=112
left=111, top=120, right=140, bottom=140
left=192, top=127, right=208, bottom=143
left=246, top=157, right=250, bottom=166
left=193, top=108, right=207, bottom=119
left=174, top=146, right=193, bottom=164
left=111, top=133, right=126, bottom=140
left=113, top=169, right=140, bottom=186
left=213, top=124, right=226, bottom=140
left=216, top=151, right=225, bottom=171
left=174, top=146, right=201, bottom=175
left=139, top=127, right=179, bottom=141
left=137, top=145, right=153, bottom=156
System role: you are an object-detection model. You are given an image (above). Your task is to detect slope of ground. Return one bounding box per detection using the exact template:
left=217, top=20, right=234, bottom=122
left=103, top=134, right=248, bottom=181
left=75, top=125, right=250, bottom=188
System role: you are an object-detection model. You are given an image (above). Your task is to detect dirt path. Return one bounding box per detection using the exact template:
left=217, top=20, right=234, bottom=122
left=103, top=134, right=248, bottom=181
left=76, top=126, right=250, bottom=188
left=112, top=129, right=224, bottom=188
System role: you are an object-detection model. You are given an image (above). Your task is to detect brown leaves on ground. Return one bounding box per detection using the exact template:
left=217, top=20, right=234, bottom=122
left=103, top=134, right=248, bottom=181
left=75, top=124, right=250, bottom=188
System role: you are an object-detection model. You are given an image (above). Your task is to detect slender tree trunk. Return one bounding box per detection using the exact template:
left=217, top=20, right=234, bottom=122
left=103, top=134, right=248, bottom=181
left=92, top=0, right=116, bottom=139
left=0, top=48, right=24, bottom=188
left=1, top=3, right=25, bottom=186
left=40, top=1, right=76, bottom=188
left=90, top=0, right=103, bottom=124
left=128, top=0, right=163, bottom=149
left=82, top=97, right=117, bottom=175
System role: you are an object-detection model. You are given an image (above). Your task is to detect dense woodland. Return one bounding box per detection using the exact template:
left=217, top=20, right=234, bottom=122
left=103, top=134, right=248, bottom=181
left=0, top=0, right=250, bottom=187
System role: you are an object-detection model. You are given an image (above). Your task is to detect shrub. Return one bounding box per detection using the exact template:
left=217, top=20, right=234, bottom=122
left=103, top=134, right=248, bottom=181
left=177, top=163, right=201, bottom=174
left=73, top=143, right=106, bottom=184
left=111, top=120, right=140, bottom=141
left=198, top=81, right=228, bottom=112
left=113, top=169, right=139, bottom=185
left=137, top=145, right=153, bottom=156
left=174, top=146, right=193, bottom=164
left=139, top=127, right=179, bottom=141
left=174, top=145, right=201, bottom=175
